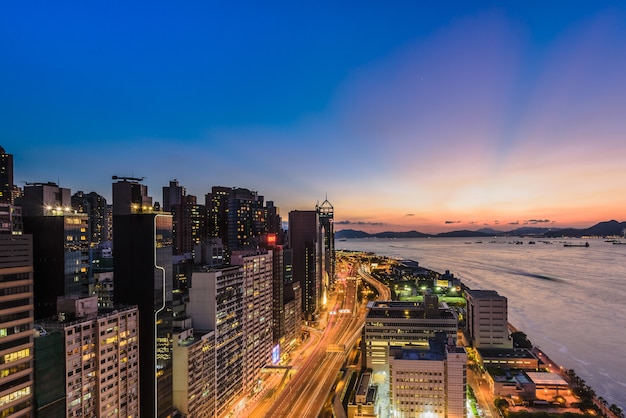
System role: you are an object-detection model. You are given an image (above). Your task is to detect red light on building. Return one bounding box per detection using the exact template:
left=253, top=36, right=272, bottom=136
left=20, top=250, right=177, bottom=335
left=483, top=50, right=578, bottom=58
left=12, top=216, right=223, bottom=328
left=267, top=234, right=276, bottom=245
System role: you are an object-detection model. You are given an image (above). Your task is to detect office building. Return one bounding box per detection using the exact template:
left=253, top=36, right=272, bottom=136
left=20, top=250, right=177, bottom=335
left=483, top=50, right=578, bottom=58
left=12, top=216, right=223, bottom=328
left=465, top=289, right=512, bottom=348
left=362, top=300, right=458, bottom=373
left=281, top=248, right=302, bottom=352
left=288, top=210, right=321, bottom=321
left=35, top=297, right=139, bottom=417
left=316, top=197, right=335, bottom=289
left=388, top=335, right=467, bottom=418
left=112, top=178, right=174, bottom=418
left=0, top=235, right=34, bottom=418
left=17, top=183, right=89, bottom=319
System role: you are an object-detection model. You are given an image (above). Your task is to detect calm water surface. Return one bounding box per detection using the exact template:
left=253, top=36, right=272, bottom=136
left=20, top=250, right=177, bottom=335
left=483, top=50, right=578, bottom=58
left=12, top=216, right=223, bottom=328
left=337, top=237, right=626, bottom=409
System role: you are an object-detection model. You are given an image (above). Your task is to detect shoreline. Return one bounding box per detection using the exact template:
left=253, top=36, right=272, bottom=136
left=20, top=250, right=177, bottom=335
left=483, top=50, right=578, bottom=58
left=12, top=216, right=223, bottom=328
left=348, top=249, right=622, bottom=417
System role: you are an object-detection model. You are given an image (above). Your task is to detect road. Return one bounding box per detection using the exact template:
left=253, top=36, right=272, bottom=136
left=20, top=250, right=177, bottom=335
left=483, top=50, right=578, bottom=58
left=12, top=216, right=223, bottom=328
left=257, top=262, right=367, bottom=418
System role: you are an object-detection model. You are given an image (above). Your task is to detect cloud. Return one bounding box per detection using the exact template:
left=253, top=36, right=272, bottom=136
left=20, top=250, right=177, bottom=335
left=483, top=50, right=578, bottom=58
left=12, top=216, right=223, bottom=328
left=336, top=220, right=385, bottom=226
left=509, top=221, right=519, bottom=225
left=469, top=221, right=477, bottom=224
left=405, top=213, right=415, bottom=217
left=526, top=219, right=551, bottom=224
left=445, top=220, right=461, bottom=224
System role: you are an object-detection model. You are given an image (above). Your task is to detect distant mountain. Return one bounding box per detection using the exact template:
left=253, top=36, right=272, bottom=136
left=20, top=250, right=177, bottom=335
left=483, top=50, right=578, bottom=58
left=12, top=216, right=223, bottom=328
left=436, top=230, right=490, bottom=238
left=544, top=220, right=626, bottom=238
left=335, top=220, right=625, bottom=239
left=335, top=229, right=371, bottom=239
left=373, top=230, right=429, bottom=238
left=506, top=227, right=559, bottom=236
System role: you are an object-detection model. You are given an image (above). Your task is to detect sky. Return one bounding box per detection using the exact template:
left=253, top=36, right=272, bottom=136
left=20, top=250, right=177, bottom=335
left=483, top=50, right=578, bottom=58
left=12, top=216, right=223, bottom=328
left=2, top=1, right=626, bottom=234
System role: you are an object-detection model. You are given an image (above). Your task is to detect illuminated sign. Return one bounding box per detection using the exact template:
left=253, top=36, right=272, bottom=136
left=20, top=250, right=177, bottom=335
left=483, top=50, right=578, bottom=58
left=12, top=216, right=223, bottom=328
left=272, top=344, right=280, bottom=365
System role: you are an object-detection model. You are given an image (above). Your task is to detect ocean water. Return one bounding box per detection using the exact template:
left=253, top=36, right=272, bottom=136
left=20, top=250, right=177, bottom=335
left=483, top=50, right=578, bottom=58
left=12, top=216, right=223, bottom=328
left=337, top=237, right=626, bottom=409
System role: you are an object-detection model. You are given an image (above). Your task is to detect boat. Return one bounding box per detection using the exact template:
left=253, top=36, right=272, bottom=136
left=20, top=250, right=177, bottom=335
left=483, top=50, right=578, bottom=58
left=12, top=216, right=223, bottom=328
left=564, top=242, right=589, bottom=247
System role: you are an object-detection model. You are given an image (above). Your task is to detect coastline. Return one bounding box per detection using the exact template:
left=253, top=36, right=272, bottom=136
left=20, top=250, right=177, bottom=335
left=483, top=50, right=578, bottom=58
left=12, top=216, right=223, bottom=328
left=346, top=248, right=622, bottom=417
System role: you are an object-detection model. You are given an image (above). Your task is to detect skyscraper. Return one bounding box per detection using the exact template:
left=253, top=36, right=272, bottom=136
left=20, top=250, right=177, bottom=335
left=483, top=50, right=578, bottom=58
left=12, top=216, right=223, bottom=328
left=231, top=249, right=274, bottom=391
left=207, top=186, right=267, bottom=253
left=112, top=178, right=174, bottom=418
left=317, top=197, right=335, bottom=291
left=17, top=183, right=89, bottom=319
left=0, top=235, right=34, bottom=418
left=187, top=265, right=244, bottom=417
left=0, top=146, right=15, bottom=204
left=171, top=194, right=206, bottom=256
left=288, top=210, right=320, bottom=321
left=71, top=191, right=109, bottom=244
left=162, top=179, right=185, bottom=213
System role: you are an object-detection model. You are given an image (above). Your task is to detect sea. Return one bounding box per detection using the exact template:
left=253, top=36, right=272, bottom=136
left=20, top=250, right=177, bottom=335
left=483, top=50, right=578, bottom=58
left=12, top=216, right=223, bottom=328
left=336, top=236, right=626, bottom=409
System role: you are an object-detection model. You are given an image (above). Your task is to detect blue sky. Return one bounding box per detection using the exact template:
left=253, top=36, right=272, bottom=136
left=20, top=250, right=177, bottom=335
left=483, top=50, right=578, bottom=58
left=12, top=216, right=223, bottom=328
left=2, top=1, right=626, bottom=232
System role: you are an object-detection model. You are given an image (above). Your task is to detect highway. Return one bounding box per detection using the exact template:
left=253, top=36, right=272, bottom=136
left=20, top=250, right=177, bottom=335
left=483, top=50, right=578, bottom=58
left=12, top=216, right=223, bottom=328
left=256, top=257, right=372, bottom=418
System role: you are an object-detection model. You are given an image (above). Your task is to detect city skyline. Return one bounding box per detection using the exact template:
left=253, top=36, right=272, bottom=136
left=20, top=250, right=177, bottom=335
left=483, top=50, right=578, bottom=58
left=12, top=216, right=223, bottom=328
left=3, top=2, right=626, bottom=233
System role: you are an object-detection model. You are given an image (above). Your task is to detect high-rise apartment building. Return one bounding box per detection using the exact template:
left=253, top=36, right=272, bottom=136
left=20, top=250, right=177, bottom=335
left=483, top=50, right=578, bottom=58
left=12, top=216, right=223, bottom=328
left=206, top=187, right=267, bottom=253
left=35, top=297, right=139, bottom=417
left=0, top=235, right=34, bottom=418
left=71, top=191, right=109, bottom=244
left=288, top=210, right=321, bottom=321
left=171, top=195, right=206, bottom=256
left=172, top=329, right=216, bottom=417
left=465, top=289, right=512, bottom=348
left=112, top=178, right=174, bottom=418
left=187, top=265, right=244, bottom=417
left=17, top=183, right=89, bottom=319
left=231, top=249, right=274, bottom=392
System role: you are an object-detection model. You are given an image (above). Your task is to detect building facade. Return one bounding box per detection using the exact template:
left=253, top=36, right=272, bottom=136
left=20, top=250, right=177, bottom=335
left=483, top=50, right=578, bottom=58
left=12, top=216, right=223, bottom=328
left=288, top=210, right=320, bottom=321
left=388, top=338, right=467, bottom=418
left=35, top=298, right=139, bottom=417
left=17, top=183, right=89, bottom=319
left=113, top=178, right=174, bottom=418
left=231, top=250, right=273, bottom=392
left=465, top=289, right=512, bottom=348
left=0, top=235, right=34, bottom=418
left=363, top=300, right=458, bottom=373
left=172, top=329, right=216, bottom=418
left=187, top=266, right=244, bottom=417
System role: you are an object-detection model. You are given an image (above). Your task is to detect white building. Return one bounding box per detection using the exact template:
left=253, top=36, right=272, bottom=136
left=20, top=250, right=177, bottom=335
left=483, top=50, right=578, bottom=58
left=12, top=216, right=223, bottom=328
left=389, top=337, right=467, bottom=418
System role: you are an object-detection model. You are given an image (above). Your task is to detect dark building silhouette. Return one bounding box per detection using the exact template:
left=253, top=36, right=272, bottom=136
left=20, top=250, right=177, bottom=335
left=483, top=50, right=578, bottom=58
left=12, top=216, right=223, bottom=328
left=288, top=210, right=321, bottom=321
left=206, top=186, right=267, bottom=254
left=17, top=183, right=89, bottom=319
left=112, top=177, right=174, bottom=418
left=71, top=190, right=109, bottom=244
left=0, top=146, right=15, bottom=204
left=162, top=179, right=185, bottom=213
